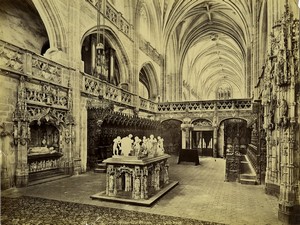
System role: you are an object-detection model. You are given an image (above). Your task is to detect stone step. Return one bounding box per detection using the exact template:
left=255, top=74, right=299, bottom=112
left=28, top=174, right=71, bottom=186
left=96, top=163, right=106, bottom=167
left=240, top=161, right=254, bottom=175
left=29, top=169, right=64, bottom=182
left=240, top=173, right=256, bottom=180
left=240, top=178, right=257, bottom=185
left=94, top=168, right=106, bottom=173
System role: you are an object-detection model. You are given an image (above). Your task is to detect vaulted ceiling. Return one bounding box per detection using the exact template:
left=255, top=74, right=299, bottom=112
left=154, top=0, right=253, bottom=100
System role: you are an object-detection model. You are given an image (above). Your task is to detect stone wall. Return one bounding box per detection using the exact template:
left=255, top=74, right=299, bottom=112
left=0, top=0, right=48, bottom=54
left=0, top=74, right=19, bottom=189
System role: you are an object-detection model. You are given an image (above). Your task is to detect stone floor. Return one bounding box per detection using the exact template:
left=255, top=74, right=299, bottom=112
left=1, top=156, right=283, bottom=225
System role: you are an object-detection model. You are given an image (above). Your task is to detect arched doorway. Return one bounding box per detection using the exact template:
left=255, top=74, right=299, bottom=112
left=191, top=119, right=214, bottom=156
left=219, top=118, right=250, bottom=158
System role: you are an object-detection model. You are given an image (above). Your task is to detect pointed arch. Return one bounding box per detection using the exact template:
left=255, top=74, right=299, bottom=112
left=138, top=62, right=159, bottom=100
left=81, top=26, right=132, bottom=85
left=33, top=0, right=67, bottom=52
left=135, top=0, right=160, bottom=48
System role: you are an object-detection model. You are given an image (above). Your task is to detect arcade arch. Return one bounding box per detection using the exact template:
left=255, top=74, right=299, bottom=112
left=80, top=27, right=131, bottom=87
left=138, top=63, right=159, bottom=101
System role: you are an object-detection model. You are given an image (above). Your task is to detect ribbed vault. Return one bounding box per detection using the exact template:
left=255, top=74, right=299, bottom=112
left=156, top=0, right=252, bottom=101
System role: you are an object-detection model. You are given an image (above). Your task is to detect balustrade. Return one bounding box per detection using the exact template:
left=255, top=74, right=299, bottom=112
left=0, top=40, right=26, bottom=74
left=1, top=40, right=253, bottom=115
left=105, top=82, right=120, bottom=101
left=86, top=0, right=132, bottom=39
left=0, top=40, right=70, bottom=87
left=158, top=99, right=252, bottom=112
left=83, top=87, right=253, bottom=113
left=139, top=97, right=157, bottom=112
left=120, top=89, right=133, bottom=105
left=83, top=74, right=104, bottom=96
left=139, top=38, right=163, bottom=65
left=31, top=55, right=64, bottom=85
left=247, top=144, right=258, bottom=172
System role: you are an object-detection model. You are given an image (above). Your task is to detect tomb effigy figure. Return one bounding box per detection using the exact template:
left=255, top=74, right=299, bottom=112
left=157, top=136, right=165, bottom=156
left=133, top=136, right=141, bottom=156
left=141, top=136, right=148, bottom=155
left=148, top=134, right=158, bottom=157
left=112, top=136, right=121, bottom=155
left=121, top=134, right=133, bottom=156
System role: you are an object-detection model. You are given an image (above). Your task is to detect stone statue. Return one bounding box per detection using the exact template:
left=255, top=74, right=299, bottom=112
left=148, top=135, right=157, bottom=157
left=121, top=134, right=133, bottom=156
left=141, top=136, right=148, bottom=155
left=109, top=174, right=114, bottom=192
left=262, top=84, right=270, bottom=105
left=133, top=136, right=141, bottom=156
left=135, top=177, right=140, bottom=194
left=279, top=98, right=288, bottom=118
left=157, top=136, right=165, bottom=156
left=279, top=98, right=288, bottom=129
left=113, top=136, right=121, bottom=155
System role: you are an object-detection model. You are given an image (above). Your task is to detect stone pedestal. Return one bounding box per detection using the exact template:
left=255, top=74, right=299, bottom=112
left=278, top=204, right=300, bottom=225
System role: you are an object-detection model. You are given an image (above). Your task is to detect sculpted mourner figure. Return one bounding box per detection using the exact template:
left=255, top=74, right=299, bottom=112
left=112, top=134, right=165, bottom=158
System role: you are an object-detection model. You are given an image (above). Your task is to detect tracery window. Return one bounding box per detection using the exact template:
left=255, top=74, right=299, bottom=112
left=216, top=84, right=232, bottom=100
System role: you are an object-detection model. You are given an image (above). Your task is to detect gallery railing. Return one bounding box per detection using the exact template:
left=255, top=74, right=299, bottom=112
left=0, top=40, right=71, bottom=88
left=0, top=40, right=253, bottom=114
left=86, top=0, right=132, bottom=39
left=139, top=38, right=163, bottom=65
left=82, top=73, right=135, bottom=106
left=157, top=99, right=252, bottom=112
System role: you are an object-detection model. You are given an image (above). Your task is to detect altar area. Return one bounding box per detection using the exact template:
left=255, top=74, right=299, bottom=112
left=90, top=135, right=178, bottom=206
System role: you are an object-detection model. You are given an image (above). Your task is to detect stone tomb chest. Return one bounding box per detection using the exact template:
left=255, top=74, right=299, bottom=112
left=91, top=154, right=178, bottom=206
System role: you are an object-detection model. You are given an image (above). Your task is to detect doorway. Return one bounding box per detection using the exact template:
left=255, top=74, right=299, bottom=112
left=192, top=130, right=213, bottom=156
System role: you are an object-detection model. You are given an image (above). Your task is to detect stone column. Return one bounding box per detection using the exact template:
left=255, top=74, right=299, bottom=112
left=109, top=48, right=115, bottom=83
left=213, top=127, right=218, bottom=158
left=181, top=128, right=187, bottom=149
left=91, top=40, right=96, bottom=71
left=15, top=137, right=29, bottom=188
left=13, top=77, right=29, bottom=187
left=212, top=110, right=218, bottom=157
left=106, top=165, right=116, bottom=196
left=181, top=118, right=193, bottom=149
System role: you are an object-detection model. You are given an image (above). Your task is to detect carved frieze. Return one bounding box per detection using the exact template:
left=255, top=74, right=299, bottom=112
left=31, top=56, right=62, bottom=84
left=192, top=119, right=212, bottom=127
left=28, top=159, right=59, bottom=173
left=25, top=84, right=69, bottom=109
left=0, top=42, right=24, bottom=72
